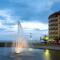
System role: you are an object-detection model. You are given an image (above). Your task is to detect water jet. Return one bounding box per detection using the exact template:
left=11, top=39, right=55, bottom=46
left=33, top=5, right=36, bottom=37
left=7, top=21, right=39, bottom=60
left=12, top=21, right=28, bottom=54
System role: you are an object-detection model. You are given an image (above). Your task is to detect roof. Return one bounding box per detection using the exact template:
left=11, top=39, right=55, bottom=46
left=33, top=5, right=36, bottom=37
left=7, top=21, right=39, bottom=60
left=48, top=11, right=60, bottom=19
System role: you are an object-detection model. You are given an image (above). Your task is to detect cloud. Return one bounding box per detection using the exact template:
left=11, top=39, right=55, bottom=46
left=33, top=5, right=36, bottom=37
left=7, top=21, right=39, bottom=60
left=0, top=9, right=17, bottom=32
left=0, top=0, right=60, bottom=41
left=21, top=21, right=48, bottom=30
left=8, top=0, right=60, bottom=21
left=2, top=21, right=48, bottom=32
left=0, top=9, right=48, bottom=41
left=0, top=9, right=48, bottom=32
left=0, top=0, right=60, bottom=22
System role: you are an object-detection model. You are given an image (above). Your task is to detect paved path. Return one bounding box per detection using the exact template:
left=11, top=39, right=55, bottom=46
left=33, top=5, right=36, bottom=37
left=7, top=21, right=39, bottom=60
left=34, top=45, right=60, bottom=50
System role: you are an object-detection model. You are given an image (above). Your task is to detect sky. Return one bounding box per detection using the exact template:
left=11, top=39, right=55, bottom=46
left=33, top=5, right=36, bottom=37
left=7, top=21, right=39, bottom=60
left=0, top=0, right=60, bottom=41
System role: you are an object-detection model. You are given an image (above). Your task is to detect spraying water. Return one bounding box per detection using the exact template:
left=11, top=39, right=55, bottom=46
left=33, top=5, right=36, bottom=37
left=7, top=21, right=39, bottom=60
left=12, top=21, right=28, bottom=53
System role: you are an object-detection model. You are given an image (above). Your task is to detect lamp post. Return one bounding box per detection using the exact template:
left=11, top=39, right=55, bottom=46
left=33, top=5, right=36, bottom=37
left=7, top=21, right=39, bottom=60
left=30, top=33, right=32, bottom=41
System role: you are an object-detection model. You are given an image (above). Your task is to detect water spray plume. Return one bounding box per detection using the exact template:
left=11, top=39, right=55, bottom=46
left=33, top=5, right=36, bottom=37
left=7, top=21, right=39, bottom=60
left=12, top=20, right=28, bottom=53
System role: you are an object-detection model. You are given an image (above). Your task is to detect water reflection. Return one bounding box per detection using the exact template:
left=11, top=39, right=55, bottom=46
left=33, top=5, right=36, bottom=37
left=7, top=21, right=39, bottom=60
left=43, top=49, right=51, bottom=60
left=0, top=48, right=60, bottom=60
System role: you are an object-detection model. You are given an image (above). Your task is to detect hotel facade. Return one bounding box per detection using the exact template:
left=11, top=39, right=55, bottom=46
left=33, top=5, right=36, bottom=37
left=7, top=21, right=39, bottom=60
left=48, top=11, right=60, bottom=41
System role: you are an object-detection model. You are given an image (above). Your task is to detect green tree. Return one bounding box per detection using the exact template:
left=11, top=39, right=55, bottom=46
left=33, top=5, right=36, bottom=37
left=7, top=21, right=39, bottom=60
left=42, top=35, right=48, bottom=43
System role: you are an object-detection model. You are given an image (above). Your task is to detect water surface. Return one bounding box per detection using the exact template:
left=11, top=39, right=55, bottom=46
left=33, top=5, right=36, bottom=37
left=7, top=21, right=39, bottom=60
left=0, top=47, right=60, bottom=60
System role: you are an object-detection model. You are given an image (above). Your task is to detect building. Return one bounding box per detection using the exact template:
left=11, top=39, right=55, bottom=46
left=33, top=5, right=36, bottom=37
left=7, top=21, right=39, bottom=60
left=48, top=11, right=60, bottom=41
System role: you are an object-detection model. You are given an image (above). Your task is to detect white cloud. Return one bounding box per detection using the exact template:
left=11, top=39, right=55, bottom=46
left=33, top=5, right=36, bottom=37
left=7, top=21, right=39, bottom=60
left=4, top=24, right=17, bottom=32
left=0, top=20, right=48, bottom=32
left=0, top=9, right=48, bottom=33
left=0, top=21, right=3, bottom=28
left=0, top=10, right=12, bottom=20
left=0, top=9, right=17, bottom=32
left=21, top=21, right=48, bottom=30
left=0, top=9, right=48, bottom=41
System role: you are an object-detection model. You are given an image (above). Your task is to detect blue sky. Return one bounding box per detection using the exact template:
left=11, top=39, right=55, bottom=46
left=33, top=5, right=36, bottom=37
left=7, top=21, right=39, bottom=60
left=0, top=0, right=60, bottom=41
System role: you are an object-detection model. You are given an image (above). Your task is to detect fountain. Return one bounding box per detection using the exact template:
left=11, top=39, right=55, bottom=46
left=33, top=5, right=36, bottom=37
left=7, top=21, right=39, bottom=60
left=9, top=20, right=35, bottom=57
left=0, top=20, right=42, bottom=60
left=12, top=21, right=28, bottom=54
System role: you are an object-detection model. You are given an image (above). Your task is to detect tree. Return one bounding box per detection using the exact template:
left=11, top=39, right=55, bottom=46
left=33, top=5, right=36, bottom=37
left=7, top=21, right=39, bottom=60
left=41, top=35, right=48, bottom=44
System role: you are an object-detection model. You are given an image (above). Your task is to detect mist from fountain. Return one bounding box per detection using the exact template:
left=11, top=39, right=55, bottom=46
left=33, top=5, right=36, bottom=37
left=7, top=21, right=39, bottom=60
left=12, top=21, right=28, bottom=54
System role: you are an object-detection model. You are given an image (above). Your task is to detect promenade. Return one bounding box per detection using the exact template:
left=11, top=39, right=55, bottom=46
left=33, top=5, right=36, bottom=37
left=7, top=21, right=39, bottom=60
left=33, top=43, right=60, bottom=50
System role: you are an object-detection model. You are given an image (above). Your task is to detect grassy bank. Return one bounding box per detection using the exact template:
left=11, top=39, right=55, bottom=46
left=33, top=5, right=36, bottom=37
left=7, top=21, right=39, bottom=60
left=0, top=42, right=60, bottom=48
left=0, top=42, right=12, bottom=47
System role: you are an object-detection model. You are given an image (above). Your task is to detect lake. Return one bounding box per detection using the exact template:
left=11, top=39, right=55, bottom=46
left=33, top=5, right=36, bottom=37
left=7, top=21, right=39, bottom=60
left=0, top=47, right=60, bottom=60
